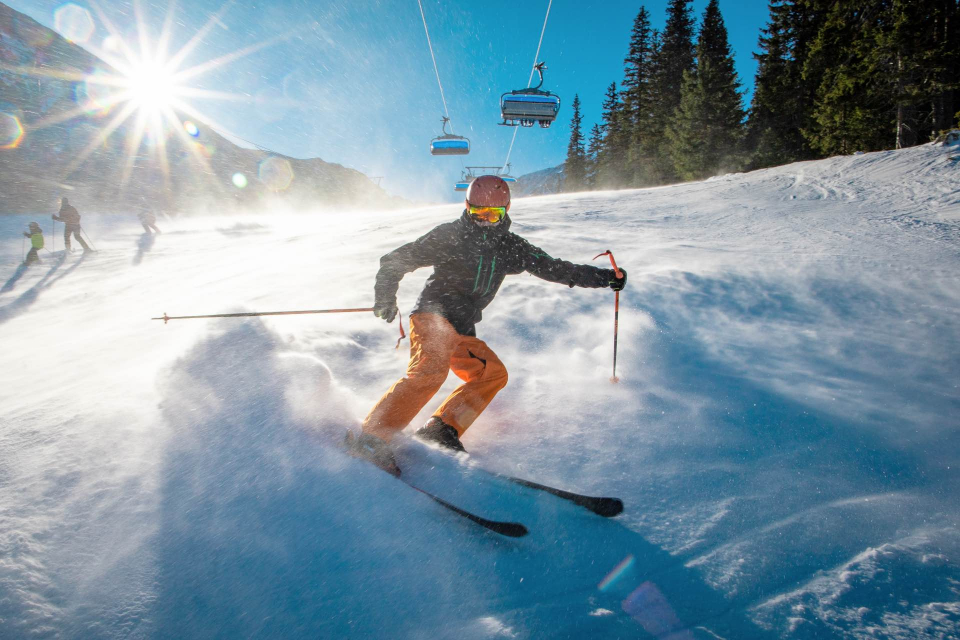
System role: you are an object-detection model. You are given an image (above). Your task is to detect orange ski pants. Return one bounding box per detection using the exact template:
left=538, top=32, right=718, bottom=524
left=362, top=313, right=508, bottom=442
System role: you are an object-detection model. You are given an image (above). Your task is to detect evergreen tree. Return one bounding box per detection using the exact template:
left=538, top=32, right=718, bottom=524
left=621, top=7, right=657, bottom=185
left=563, top=94, right=587, bottom=191
left=586, top=123, right=603, bottom=188
left=747, top=0, right=825, bottom=168
left=643, top=30, right=674, bottom=183
left=802, top=0, right=892, bottom=155
left=596, top=82, right=627, bottom=187
left=667, top=0, right=745, bottom=180
left=875, top=0, right=960, bottom=146
left=656, top=0, right=696, bottom=115
left=652, top=0, right=696, bottom=181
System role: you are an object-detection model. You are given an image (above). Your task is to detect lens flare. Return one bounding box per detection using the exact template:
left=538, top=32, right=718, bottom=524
left=75, top=68, right=116, bottom=116
left=9, top=1, right=294, bottom=189
left=621, top=582, right=685, bottom=638
left=598, top=554, right=634, bottom=592
left=54, top=4, right=95, bottom=44
left=194, top=141, right=216, bottom=159
left=0, top=113, right=25, bottom=149
left=232, top=172, right=248, bottom=188
left=258, top=156, right=294, bottom=191
left=0, top=112, right=25, bottom=149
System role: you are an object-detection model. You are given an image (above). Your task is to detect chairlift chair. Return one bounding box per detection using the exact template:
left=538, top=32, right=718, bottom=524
left=431, top=117, right=470, bottom=156
left=455, top=166, right=512, bottom=192
left=499, top=163, right=517, bottom=183
left=454, top=169, right=474, bottom=192
left=500, top=62, right=560, bottom=128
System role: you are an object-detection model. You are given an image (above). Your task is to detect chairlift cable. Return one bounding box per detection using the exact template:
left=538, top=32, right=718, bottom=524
left=417, top=0, right=452, bottom=128
left=503, top=0, right=554, bottom=170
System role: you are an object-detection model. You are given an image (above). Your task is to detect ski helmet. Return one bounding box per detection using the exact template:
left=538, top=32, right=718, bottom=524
left=466, top=175, right=511, bottom=210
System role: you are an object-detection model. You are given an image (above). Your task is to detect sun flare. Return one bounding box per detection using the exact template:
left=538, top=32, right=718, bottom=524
left=125, top=59, right=180, bottom=114
left=3, top=1, right=294, bottom=188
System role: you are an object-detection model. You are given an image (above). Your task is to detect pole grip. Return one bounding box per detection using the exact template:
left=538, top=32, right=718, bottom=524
left=593, top=250, right=622, bottom=278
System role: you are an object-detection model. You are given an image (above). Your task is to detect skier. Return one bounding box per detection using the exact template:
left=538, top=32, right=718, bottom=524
left=23, top=222, right=44, bottom=265
left=138, top=211, right=161, bottom=234
left=52, top=197, right=91, bottom=252
left=350, top=175, right=627, bottom=475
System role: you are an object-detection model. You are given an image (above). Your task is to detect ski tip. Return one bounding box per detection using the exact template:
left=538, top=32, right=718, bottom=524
left=594, top=498, right=624, bottom=518
left=495, top=522, right=529, bottom=538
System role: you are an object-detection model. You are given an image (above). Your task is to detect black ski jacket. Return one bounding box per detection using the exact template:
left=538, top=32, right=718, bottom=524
left=374, top=211, right=617, bottom=336
left=54, top=204, right=81, bottom=226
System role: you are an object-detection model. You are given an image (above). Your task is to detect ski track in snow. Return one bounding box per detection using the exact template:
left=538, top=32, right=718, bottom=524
left=0, top=142, right=959, bottom=638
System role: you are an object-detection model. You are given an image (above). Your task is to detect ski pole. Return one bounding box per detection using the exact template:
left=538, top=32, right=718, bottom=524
left=152, top=306, right=407, bottom=347
left=22, top=234, right=25, bottom=263
left=80, top=227, right=97, bottom=251
left=593, top=250, right=622, bottom=383
left=51, top=218, right=55, bottom=252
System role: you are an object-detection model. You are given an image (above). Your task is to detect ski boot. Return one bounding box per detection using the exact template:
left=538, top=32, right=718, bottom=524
left=344, top=431, right=401, bottom=477
left=415, top=417, right=466, bottom=453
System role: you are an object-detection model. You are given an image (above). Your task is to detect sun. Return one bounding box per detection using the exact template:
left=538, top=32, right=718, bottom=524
left=125, top=58, right=180, bottom=114
left=3, top=1, right=297, bottom=187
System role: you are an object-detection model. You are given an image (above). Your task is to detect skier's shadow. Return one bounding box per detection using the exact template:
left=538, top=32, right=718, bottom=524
left=397, top=442, right=767, bottom=639
left=0, top=253, right=81, bottom=326
left=0, top=263, right=29, bottom=294
left=148, top=318, right=770, bottom=639
left=133, top=232, right=155, bottom=266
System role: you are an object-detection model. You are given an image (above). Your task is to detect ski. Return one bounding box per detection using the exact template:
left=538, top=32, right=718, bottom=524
left=343, top=431, right=528, bottom=538
left=497, top=474, right=624, bottom=518
left=412, top=436, right=624, bottom=517
left=404, top=483, right=529, bottom=538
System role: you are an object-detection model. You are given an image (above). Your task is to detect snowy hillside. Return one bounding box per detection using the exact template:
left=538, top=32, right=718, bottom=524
left=1, top=140, right=959, bottom=639
left=512, top=163, right=565, bottom=197
left=0, top=3, right=401, bottom=214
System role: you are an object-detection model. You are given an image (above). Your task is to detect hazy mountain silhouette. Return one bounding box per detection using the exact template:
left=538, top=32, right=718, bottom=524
left=0, top=2, right=404, bottom=215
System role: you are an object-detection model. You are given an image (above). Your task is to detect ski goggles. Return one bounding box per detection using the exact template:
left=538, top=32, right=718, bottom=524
left=468, top=205, right=506, bottom=223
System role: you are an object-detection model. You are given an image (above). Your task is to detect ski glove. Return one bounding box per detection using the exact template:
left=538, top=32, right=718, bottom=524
left=609, top=268, right=627, bottom=291
left=373, top=300, right=398, bottom=323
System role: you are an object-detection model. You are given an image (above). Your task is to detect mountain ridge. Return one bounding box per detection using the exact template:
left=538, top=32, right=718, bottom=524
left=0, top=2, right=404, bottom=215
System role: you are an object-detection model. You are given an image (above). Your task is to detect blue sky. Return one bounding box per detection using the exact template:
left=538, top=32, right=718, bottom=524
left=9, top=0, right=770, bottom=202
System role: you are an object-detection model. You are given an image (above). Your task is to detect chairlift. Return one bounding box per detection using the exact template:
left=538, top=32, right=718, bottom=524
left=454, top=165, right=511, bottom=192
left=500, top=62, right=560, bottom=128
left=454, top=168, right=474, bottom=192
left=430, top=117, right=470, bottom=156
left=499, top=163, right=517, bottom=183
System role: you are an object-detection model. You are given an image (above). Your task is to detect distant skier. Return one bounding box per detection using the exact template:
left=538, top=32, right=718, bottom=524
left=52, top=197, right=91, bottom=252
left=23, top=222, right=44, bottom=265
left=139, top=211, right=161, bottom=234
left=350, top=175, right=627, bottom=475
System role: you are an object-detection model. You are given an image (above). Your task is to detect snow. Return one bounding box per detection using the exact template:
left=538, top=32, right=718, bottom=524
left=1, top=142, right=958, bottom=638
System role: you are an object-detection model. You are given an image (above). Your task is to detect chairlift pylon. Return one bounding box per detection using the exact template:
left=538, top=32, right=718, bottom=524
left=500, top=62, right=561, bottom=128
left=431, top=117, right=470, bottom=156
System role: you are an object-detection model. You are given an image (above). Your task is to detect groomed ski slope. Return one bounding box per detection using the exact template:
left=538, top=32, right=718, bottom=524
left=1, top=140, right=959, bottom=639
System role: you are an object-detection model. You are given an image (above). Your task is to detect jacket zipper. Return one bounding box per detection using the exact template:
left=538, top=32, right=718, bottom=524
left=472, top=255, right=484, bottom=293
left=483, top=257, right=497, bottom=294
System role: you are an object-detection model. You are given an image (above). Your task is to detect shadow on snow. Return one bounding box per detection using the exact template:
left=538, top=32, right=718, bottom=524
left=150, top=319, right=768, bottom=639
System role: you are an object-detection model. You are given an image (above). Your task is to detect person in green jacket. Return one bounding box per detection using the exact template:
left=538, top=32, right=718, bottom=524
left=23, top=222, right=43, bottom=265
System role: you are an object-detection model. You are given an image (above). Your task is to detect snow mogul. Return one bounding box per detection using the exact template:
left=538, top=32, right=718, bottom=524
left=351, top=175, right=627, bottom=475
